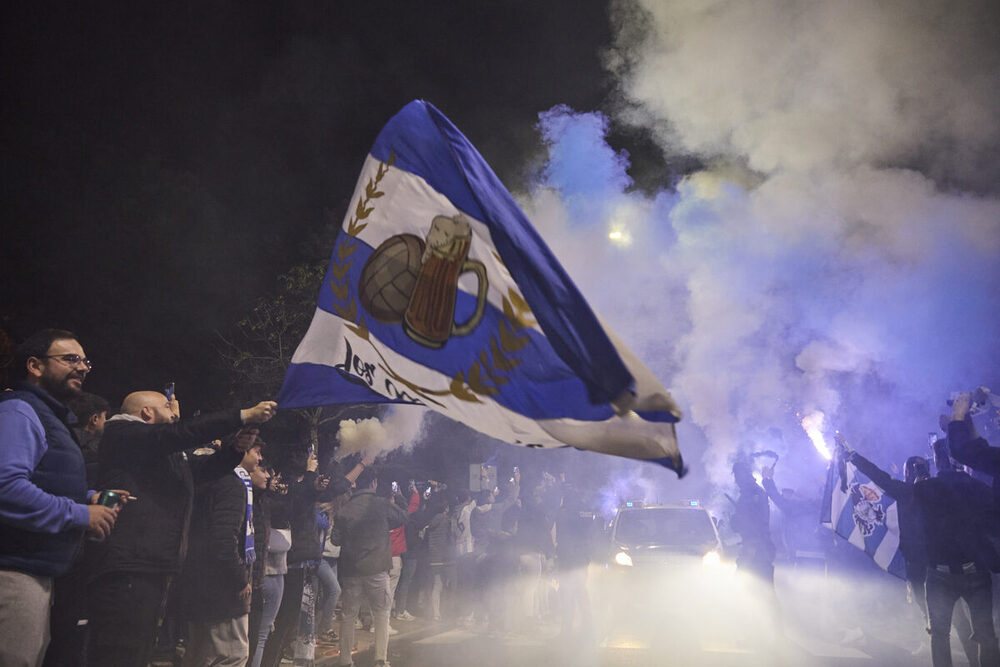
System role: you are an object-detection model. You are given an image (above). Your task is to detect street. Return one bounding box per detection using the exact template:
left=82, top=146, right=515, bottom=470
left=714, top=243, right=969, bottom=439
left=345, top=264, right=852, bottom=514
left=312, top=562, right=977, bottom=667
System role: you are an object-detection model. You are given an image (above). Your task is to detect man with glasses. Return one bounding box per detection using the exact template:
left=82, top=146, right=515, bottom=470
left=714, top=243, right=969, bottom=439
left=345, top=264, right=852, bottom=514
left=0, top=329, right=119, bottom=667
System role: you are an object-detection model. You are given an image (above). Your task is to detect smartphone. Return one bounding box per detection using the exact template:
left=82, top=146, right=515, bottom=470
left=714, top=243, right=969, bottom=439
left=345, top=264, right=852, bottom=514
left=513, top=466, right=519, bottom=474
left=392, top=481, right=399, bottom=493
left=164, top=382, right=175, bottom=402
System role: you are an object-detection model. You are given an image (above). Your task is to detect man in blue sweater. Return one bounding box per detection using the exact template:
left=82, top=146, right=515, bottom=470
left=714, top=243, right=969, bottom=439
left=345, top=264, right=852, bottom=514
left=0, top=329, right=119, bottom=667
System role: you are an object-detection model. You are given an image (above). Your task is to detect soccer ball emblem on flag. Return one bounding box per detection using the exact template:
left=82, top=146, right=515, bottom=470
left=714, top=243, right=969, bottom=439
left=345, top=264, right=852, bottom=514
left=360, top=215, right=490, bottom=349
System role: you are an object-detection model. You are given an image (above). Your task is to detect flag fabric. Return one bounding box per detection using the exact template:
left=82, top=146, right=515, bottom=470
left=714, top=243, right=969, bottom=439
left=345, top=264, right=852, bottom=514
left=277, top=99, right=684, bottom=474
left=821, top=451, right=906, bottom=579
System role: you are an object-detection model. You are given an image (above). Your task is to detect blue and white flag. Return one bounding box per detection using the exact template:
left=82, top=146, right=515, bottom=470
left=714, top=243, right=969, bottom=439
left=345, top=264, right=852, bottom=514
left=821, top=452, right=906, bottom=578
left=277, top=100, right=684, bottom=474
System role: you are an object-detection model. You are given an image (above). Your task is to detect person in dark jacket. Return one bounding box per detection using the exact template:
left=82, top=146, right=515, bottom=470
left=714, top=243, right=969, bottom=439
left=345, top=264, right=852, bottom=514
left=915, top=439, right=999, bottom=667
left=840, top=439, right=978, bottom=664
left=554, top=492, right=596, bottom=639
left=840, top=441, right=930, bottom=604
left=948, top=391, right=1000, bottom=512
left=332, top=467, right=407, bottom=667
left=84, top=390, right=276, bottom=667
left=66, top=391, right=109, bottom=490
left=43, top=391, right=111, bottom=667
left=391, top=485, right=421, bottom=622
left=730, top=457, right=774, bottom=583
left=245, top=454, right=273, bottom=665
left=259, top=451, right=366, bottom=667
left=424, top=494, right=455, bottom=622
left=179, top=437, right=265, bottom=665
left=0, top=329, right=119, bottom=667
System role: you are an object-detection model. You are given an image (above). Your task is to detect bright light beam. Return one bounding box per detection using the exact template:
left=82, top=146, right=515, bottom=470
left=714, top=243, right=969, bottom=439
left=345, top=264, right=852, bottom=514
left=801, top=411, right=832, bottom=460
left=607, top=225, right=631, bottom=245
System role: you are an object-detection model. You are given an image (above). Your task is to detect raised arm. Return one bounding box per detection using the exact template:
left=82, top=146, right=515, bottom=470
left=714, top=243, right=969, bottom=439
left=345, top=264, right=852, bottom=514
left=948, top=392, right=1000, bottom=476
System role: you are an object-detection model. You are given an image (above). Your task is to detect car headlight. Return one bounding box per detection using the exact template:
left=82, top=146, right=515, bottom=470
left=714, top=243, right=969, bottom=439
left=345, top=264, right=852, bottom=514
left=613, top=550, right=634, bottom=567
left=701, top=549, right=736, bottom=573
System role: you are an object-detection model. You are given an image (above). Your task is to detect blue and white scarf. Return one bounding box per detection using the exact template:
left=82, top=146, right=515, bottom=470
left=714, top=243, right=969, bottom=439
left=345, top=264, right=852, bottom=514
left=234, top=467, right=255, bottom=565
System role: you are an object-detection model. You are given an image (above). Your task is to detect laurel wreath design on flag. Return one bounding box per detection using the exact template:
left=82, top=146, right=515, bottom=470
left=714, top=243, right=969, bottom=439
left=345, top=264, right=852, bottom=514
left=328, top=154, right=538, bottom=407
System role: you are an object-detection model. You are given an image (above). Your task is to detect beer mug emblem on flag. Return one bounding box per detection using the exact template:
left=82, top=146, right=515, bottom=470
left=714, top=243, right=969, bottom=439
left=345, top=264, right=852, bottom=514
left=358, top=214, right=490, bottom=348
left=404, top=215, right=489, bottom=348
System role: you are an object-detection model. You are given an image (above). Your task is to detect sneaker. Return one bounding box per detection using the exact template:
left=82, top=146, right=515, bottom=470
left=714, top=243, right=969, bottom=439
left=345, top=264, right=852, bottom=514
left=317, top=629, right=339, bottom=644
left=388, top=625, right=399, bottom=636
left=397, top=610, right=416, bottom=621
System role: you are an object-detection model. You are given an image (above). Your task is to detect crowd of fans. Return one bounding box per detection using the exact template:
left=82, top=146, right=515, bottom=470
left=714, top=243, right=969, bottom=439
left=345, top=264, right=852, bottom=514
left=0, top=329, right=601, bottom=667
left=726, top=392, right=1000, bottom=667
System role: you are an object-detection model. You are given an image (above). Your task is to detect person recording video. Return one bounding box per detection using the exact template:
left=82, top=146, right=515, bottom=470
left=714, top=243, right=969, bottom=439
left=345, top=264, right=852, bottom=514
left=947, top=391, right=999, bottom=513
left=85, top=388, right=277, bottom=667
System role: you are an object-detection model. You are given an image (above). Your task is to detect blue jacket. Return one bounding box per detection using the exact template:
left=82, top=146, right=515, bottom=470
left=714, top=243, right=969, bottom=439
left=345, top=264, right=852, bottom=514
left=0, top=382, right=91, bottom=576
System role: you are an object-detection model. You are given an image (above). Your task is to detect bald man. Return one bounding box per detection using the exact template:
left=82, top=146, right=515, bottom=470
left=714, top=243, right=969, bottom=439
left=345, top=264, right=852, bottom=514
left=85, top=390, right=276, bottom=667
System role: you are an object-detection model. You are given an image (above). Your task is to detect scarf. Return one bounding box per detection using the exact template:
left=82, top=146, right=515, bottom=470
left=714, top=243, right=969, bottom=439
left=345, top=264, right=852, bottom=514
left=234, top=467, right=255, bottom=565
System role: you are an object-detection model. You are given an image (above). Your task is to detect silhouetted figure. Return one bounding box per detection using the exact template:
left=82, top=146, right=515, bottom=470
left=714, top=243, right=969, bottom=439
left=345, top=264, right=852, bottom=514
left=914, top=440, right=999, bottom=667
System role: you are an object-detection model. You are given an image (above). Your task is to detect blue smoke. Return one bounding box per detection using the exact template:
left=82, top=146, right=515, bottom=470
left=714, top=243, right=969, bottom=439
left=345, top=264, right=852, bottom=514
left=526, top=104, right=1000, bottom=499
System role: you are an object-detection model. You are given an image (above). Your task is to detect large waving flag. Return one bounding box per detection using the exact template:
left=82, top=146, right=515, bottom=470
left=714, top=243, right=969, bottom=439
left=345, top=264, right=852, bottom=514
left=821, top=452, right=905, bottom=578
left=278, top=100, right=684, bottom=474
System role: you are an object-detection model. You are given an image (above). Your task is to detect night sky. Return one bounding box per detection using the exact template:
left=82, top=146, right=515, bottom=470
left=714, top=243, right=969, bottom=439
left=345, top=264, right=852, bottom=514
left=2, top=2, right=642, bottom=411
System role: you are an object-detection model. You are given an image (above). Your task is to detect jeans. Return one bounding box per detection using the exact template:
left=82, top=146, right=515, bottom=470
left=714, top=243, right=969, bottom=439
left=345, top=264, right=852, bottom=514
left=249, top=575, right=284, bottom=667
left=926, top=567, right=999, bottom=667
left=518, top=552, right=543, bottom=619
left=316, top=558, right=341, bottom=634
left=339, top=572, right=391, bottom=665
left=388, top=556, right=402, bottom=611
left=430, top=565, right=444, bottom=620
left=260, top=567, right=303, bottom=667
left=291, top=568, right=318, bottom=664
left=394, top=554, right=417, bottom=615
left=558, top=566, right=592, bottom=637
left=455, top=553, right=477, bottom=619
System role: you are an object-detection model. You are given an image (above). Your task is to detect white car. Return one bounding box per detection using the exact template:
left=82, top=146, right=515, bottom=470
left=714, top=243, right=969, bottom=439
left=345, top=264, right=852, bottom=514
left=596, top=502, right=738, bottom=649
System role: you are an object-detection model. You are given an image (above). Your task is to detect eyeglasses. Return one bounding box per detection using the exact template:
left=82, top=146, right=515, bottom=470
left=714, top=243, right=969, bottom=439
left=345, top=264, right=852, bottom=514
left=40, top=354, right=93, bottom=370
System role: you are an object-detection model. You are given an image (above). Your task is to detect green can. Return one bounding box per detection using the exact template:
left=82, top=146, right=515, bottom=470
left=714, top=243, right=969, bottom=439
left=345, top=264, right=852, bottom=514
left=96, top=490, right=121, bottom=508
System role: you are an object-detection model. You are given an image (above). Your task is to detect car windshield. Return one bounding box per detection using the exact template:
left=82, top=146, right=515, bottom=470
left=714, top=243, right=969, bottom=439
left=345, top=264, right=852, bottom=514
left=614, top=508, right=717, bottom=548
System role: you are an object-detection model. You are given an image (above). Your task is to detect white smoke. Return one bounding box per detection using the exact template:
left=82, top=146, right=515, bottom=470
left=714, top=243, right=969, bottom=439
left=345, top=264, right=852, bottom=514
left=517, top=0, right=1000, bottom=489
left=335, top=406, right=429, bottom=459
left=607, top=0, right=1000, bottom=184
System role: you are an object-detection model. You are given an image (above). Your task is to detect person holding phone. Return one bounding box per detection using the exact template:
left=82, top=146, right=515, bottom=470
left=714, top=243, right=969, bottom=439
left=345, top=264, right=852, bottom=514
left=331, top=467, right=407, bottom=667
left=85, top=387, right=277, bottom=667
